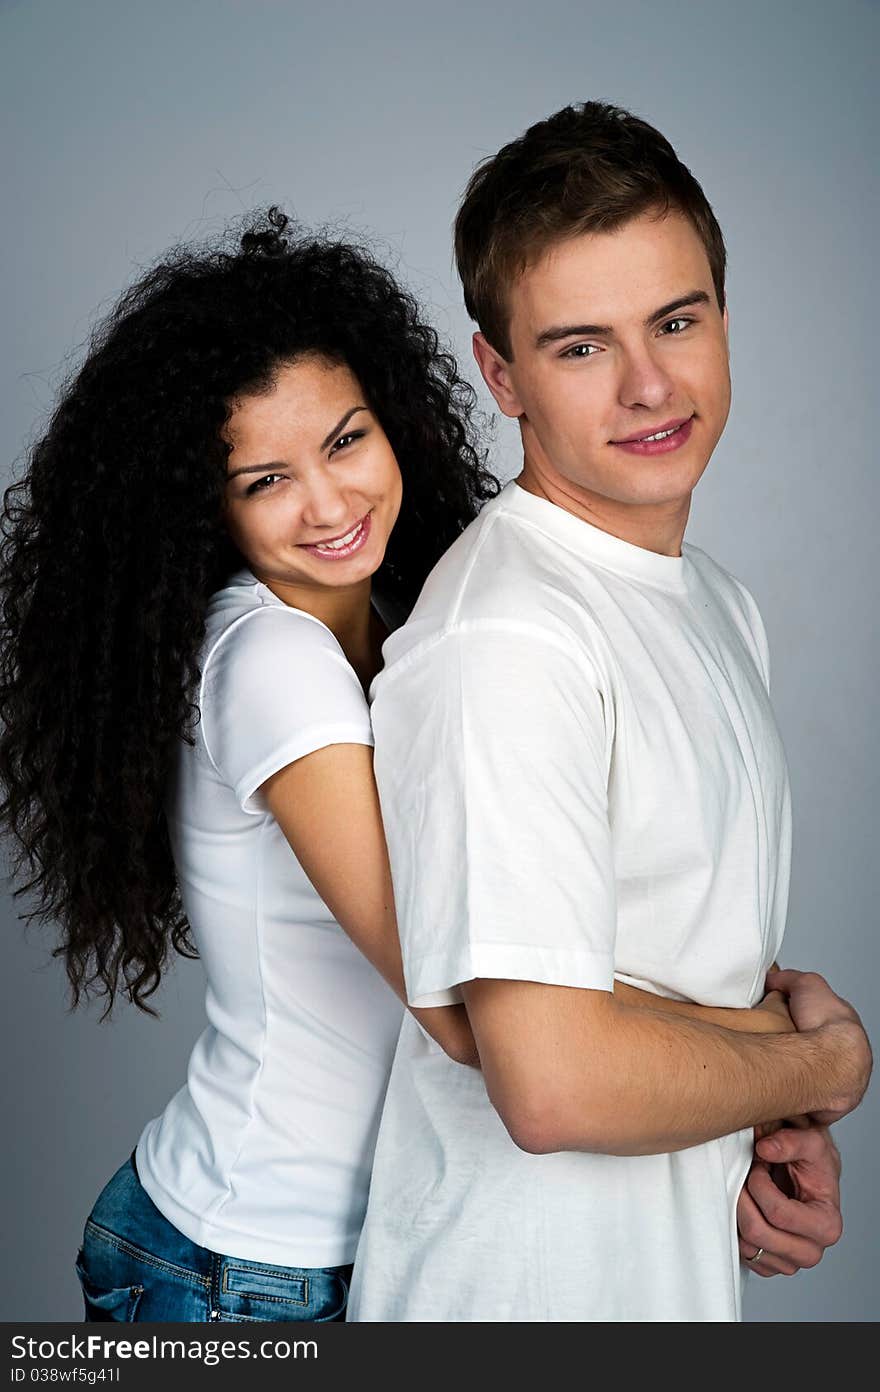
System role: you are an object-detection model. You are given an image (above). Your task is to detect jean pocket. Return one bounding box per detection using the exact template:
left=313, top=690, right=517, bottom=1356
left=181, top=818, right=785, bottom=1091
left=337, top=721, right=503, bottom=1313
left=75, top=1253, right=144, bottom=1323
left=217, top=1262, right=348, bottom=1323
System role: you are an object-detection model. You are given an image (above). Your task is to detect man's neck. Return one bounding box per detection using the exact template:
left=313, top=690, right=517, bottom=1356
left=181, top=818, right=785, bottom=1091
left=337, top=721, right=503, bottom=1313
left=517, top=459, right=691, bottom=559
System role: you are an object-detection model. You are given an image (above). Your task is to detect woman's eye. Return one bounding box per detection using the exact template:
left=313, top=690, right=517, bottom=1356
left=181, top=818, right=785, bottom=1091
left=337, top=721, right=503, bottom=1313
left=329, top=430, right=366, bottom=456
left=660, top=317, right=693, bottom=335
left=246, top=473, right=284, bottom=495
left=560, top=343, right=600, bottom=360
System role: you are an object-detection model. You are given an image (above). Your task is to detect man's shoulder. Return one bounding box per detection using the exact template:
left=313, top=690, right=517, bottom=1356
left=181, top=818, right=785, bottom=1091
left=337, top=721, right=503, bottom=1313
left=385, top=489, right=590, bottom=661
left=683, top=540, right=764, bottom=623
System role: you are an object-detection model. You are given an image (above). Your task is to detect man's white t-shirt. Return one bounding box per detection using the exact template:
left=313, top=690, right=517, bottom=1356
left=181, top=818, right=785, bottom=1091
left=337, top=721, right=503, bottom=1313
left=349, top=481, right=792, bottom=1322
left=136, top=569, right=403, bottom=1268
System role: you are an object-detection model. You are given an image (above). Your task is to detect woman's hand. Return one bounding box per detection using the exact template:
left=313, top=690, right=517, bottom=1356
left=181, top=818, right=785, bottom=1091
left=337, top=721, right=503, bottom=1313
left=410, top=1003, right=480, bottom=1068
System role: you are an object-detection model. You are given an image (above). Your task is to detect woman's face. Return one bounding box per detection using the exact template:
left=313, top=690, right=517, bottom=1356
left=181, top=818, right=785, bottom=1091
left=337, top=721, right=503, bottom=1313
left=223, top=355, right=403, bottom=596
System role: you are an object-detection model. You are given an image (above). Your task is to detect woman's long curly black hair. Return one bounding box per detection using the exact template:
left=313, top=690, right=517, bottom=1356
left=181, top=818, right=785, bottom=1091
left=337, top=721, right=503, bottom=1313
left=0, top=207, right=499, bottom=1016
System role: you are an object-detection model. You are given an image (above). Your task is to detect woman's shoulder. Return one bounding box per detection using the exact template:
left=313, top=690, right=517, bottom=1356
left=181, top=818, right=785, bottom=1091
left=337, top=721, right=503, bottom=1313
left=195, top=574, right=370, bottom=778
left=196, top=573, right=362, bottom=737
left=203, top=569, right=345, bottom=668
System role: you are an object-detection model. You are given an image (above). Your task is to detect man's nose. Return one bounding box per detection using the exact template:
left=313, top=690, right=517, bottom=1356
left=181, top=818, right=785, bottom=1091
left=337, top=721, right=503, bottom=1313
left=617, top=345, right=675, bottom=412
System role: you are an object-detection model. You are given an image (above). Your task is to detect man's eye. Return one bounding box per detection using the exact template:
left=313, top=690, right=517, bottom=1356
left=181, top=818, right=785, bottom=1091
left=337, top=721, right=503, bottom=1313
left=561, top=343, right=600, bottom=359
left=660, top=317, right=693, bottom=334
left=246, top=473, right=284, bottom=495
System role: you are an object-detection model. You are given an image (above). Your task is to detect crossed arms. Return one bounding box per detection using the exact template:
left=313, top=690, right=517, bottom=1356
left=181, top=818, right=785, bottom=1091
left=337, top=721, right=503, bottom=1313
left=261, top=738, right=869, bottom=1276
left=462, top=973, right=868, bottom=1156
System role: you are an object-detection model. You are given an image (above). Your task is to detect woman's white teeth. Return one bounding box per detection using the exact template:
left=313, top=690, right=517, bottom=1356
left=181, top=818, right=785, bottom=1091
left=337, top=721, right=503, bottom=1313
left=314, top=521, right=363, bottom=551
left=642, top=425, right=679, bottom=441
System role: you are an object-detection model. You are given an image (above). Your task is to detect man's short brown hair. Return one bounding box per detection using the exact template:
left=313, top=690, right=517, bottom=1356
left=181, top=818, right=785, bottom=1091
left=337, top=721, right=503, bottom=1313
left=454, top=101, right=727, bottom=360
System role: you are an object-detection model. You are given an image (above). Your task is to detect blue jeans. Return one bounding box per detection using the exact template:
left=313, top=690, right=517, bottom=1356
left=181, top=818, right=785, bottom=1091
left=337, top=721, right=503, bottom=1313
left=75, top=1155, right=354, bottom=1322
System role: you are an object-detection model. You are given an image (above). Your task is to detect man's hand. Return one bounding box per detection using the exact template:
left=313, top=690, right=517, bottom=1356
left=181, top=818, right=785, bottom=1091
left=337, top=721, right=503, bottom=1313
left=737, top=1121, right=843, bottom=1277
left=765, top=969, right=872, bottom=1124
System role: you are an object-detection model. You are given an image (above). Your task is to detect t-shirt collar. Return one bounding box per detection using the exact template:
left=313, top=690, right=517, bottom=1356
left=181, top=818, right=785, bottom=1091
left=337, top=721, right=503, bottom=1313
left=501, top=480, right=689, bottom=592
left=224, top=565, right=407, bottom=630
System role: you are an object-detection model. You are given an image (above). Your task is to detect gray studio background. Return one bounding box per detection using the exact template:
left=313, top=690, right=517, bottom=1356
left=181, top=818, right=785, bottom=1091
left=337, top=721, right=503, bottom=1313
left=2, top=0, right=877, bottom=1322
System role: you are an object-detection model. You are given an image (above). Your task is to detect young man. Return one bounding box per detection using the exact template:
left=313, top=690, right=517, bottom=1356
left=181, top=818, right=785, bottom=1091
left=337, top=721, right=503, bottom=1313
left=347, top=103, right=871, bottom=1321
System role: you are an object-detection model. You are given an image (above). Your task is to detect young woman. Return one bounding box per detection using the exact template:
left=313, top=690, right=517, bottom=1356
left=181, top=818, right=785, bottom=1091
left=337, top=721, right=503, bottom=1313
left=0, top=208, right=496, bottom=1322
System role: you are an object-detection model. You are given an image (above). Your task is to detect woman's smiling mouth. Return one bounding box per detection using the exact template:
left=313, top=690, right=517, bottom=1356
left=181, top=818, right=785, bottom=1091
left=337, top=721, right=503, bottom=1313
left=300, top=511, right=373, bottom=559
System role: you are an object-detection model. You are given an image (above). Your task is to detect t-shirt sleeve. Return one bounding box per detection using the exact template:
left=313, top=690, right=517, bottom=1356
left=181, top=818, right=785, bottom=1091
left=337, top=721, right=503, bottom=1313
left=371, top=622, right=617, bottom=1007
left=199, top=608, right=373, bottom=815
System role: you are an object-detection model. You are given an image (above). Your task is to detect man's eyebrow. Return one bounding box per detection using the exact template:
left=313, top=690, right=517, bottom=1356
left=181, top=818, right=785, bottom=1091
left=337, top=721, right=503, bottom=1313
left=534, top=320, right=611, bottom=348
left=534, top=290, right=712, bottom=349
left=645, top=290, right=711, bottom=325
left=226, top=405, right=370, bottom=480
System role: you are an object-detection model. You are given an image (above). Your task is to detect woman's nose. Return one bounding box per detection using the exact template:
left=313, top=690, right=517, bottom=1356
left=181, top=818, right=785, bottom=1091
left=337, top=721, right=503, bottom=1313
left=299, top=474, right=351, bottom=531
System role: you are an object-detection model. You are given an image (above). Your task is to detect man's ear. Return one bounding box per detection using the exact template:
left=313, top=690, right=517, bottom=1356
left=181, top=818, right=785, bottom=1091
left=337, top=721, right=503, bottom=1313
left=722, top=304, right=729, bottom=343
left=472, top=332, right=524, bottom=419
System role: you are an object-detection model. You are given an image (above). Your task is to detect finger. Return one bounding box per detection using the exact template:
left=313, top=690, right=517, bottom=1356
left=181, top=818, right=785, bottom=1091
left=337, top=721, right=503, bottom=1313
left=738, top=1243, right=781, bottom=1277
left=757, top=1122, right=840, bottom=1168
left=756, top=1127, right=842, bottom=1205
left=764, top=968, right=803, bottom=993
left=737, top=1179, right=801, bottom=1275
left=737, top=1186, right=801, bottom=1277
left=753, top=1118, right=787, bottom=1143
left=745, top=1163, right=836, bottom=1258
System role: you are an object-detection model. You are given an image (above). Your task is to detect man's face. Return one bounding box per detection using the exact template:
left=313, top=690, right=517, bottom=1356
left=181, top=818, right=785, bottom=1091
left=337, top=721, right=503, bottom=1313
left=474, top=211, right=731, bottom=521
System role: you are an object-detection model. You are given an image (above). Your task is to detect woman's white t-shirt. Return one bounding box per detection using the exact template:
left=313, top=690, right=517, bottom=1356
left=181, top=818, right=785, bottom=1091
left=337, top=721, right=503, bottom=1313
left=349, top=481, right=792, bottom=1321
left=136, top=569, right=403, bottom=1268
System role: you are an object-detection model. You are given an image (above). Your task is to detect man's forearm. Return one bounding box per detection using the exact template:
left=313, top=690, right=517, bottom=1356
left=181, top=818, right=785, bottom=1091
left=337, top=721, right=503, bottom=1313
left=566, top=1002, right=842, bottom=1155
left=414, top=983, right=783, bottom=1075
left=464, top=978, right=864, bottom=1158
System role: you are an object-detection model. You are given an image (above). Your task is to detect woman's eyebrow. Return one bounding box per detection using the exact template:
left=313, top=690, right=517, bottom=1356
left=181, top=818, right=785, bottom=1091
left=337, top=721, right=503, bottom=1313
left=227, top=461, right=287, bottom=480
left=319, top=404, right=370, bottom=450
